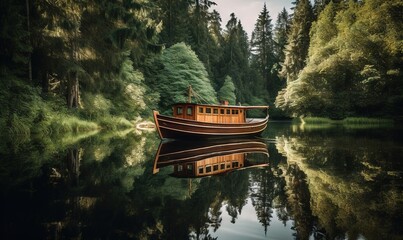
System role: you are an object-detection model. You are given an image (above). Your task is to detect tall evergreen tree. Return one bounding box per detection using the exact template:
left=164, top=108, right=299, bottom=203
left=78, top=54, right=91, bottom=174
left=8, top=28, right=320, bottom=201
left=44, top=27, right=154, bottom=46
left=0, top=0, right=31, bottom=80
left=207, top=10, right=224, bottom=89
left=28, top=0, right=161, bottom=112
left=155, top=42, right=217, bottom=111
left=280, top=0, right=313, bottom=83
left=313, top=0, right=332, bottom=19
left=219, top=13, right=250, bottom=103
left=157, top=0, right=191, bottom=47
left=276, top=0, right=313, bottom=113
left=273, top=8, right=291, bottom=66
left=250, top=3, right=275, bottom=98
left=218, top=76, right=236, bottom=105
left=276, top=1, right=340, bottom=116
left=188, top=1, right=217, bottom=76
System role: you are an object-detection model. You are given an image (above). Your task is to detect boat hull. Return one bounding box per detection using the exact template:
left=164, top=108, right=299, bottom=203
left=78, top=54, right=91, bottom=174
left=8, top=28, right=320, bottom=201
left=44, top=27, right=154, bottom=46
left=152, top=138, right=269, bottom=177
left=153, top=110, right=268, bottom=139
left=155, top=138, right=268, bottom=166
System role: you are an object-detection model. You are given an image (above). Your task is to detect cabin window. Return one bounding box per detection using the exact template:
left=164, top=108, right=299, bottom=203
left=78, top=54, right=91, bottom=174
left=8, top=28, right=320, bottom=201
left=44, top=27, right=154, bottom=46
left=187, top=106, right=193, bottom=116
left=199, top=107, right=204, bottom=113
left=198, top=167, right=204, bottom=174
left=232, top=162, right=239, bottom=168
left=176, top=107, right=183, bottom=115
left=226, top=109, right=230, bottom=114
left=232, top=110, right=238, bottom=114
left=177, top=165, right=183, bottom=172
left=187, top=164, right=193, bottom=171
left=220, top=163, right=225, bottom=170
left=213, top=108, right=218, bottom=114
left=206, top=108, right=212, bottom=114
left=206, top=165, right=212, bottom=173
left=220, top=109, right=225, bottom=114
left=240, top=110, right=243, bottom=113
left=213, top=165, right=219, bottom=171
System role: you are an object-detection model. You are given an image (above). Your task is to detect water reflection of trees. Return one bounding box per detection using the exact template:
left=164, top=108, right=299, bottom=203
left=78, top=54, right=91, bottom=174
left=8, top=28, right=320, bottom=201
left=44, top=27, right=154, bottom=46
left=276, top=128, right=403, bottom=240
left=1, top=130, right=293, bottom=239
left=3, top=125, right=401, bottom=239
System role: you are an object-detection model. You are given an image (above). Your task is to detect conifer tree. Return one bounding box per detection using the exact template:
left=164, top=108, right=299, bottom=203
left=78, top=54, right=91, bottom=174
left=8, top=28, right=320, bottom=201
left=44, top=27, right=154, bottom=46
left=155, top=42, right=217, bottom=111
left=157, top=0, right=191, bottom=47
left=0, top=0, right=31, bottom=80
left=273, top=8, right=291, bottom=68
left=280, top=0, right=313, bottom=83
left=276, top=0, right=313, bottom=113
left=218, top=76, right=236, bottom=105
left=207, top=10, right=224, bottom=89
left=313, top=0, right=332, bottom=19
left=250, top=3, right=275, bottom=96
left=220, top=13, right=250, bottom=103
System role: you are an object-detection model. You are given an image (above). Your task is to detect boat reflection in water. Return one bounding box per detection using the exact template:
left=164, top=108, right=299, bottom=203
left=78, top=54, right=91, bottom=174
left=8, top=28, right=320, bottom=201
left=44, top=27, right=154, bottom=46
left=153, top=138, right=269, bottom=178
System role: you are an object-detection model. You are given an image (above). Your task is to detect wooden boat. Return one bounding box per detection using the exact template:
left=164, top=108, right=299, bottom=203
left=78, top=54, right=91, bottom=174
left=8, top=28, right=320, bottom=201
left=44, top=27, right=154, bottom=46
left=153, top=93, right=269, bottom=139
left=153, top=138, right=269, bottom=178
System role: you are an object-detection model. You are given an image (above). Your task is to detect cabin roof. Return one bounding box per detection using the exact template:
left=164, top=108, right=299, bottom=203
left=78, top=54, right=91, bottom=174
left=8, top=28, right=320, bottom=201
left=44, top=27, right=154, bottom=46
left=172, top=103, right=269, bottom=110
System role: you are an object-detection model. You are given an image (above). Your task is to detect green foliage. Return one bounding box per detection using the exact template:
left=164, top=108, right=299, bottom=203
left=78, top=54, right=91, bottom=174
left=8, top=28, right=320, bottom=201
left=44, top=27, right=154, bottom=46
left=300, top=117, right=394, bottom=126
left=218, top=14, right=252, bottom=104
left=98, top=116, right=133, bottom=131
left=47, top=115, right=99, bottom=134
left=218, top=76, right=236, bottom=105
left=276, top=130, right=402, bottom=239
left=0, top=74, right=43, bottom=137
left=2, top=0, right=401, bottom=132
left=250, top=3, right=276, bottom=98
left=155, top=42, right=217, bottom=111
left=277, top=0, right=403, bottom=118
left=280, top=0, right=314, bottom=83
left=0, top=0, right=31, bottom=77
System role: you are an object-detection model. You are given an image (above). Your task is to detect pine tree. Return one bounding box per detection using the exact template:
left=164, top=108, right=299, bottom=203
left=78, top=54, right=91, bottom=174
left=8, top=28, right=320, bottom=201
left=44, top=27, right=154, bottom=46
left=273, top=8, right=291, bottom=67
left=219, top=13, right=250, bottom=103
left=218, top=76, right=236, bottom=105
left=250, top=3, right=275, bottom=97
left=206, top=10, right=224, bottom=90
left=280, top=0, right=313, bottom=83
left=157, top=0, right=191, bottom=47
left=0, top=0, right=31, bottom=79
left=278, top=1, right=340, bottom=116
left=313, top=0, right=332, bottom=19
left=155, top=42, right=217, bottom=111
left=276, top=0, right=313, bottom=113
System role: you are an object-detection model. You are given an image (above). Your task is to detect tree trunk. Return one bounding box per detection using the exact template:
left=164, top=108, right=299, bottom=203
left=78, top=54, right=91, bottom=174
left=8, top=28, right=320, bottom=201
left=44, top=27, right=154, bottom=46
left=67, top=71, right=80, bottom=108
left=67, top=148, right=81, bottom=186
left=26, top=0, right=32, bottom=82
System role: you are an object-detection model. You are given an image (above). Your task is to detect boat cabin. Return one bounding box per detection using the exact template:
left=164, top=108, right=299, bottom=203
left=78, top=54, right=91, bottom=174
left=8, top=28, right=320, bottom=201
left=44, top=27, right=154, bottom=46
left=171, top=153, right=245, bottom=178
left=172, top=103, right=262, bottom=124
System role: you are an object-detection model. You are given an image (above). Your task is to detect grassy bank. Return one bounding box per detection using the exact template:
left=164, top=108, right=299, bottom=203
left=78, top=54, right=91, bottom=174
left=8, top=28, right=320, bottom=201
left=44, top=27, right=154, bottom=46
left=299, top=117, right=394, bottom=125
left=0, top=78, right=144, bottom=139
left=1, top=112, right=137, bottom=139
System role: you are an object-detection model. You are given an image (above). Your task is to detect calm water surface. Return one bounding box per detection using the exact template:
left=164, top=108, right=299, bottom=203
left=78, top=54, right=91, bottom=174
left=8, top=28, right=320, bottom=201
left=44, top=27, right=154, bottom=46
left=1, top=122, right=402, bottom=240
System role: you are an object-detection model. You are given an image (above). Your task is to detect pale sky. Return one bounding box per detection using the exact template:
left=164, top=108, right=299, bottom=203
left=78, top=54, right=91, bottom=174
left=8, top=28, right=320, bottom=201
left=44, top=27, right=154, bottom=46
left=212, top=0, right=294, bottom=38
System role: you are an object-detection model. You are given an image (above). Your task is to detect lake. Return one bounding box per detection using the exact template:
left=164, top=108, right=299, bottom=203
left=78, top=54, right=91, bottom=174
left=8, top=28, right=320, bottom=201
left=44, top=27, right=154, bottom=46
left=1, top=122, right=402, bottom=240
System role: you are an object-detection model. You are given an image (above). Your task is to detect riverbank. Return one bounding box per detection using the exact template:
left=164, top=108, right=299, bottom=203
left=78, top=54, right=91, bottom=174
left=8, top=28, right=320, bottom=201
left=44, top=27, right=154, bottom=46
left=1, top=112, right=142, bottom=139
left=298, top=117, right=394, bottom=125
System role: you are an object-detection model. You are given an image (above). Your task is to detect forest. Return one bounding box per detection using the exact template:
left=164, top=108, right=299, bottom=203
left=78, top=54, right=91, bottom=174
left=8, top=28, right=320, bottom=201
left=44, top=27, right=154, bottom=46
left=1, top=0, right=402, bottom=136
